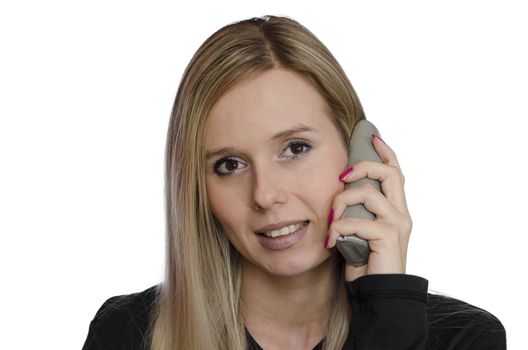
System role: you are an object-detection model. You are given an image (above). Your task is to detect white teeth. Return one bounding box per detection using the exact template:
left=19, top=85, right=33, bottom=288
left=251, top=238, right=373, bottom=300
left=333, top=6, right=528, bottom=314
left=262, top=221, right=307, bottom=238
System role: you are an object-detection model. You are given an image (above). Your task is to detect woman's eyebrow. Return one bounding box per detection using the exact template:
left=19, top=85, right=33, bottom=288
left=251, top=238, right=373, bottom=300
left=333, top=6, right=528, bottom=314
left=205, top=124, right=318, bottom=160
left=270, top=124, right=317, bottom=141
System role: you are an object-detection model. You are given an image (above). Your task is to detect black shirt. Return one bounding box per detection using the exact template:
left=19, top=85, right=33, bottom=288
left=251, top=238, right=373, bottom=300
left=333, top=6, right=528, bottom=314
left=82, top=274, right=506, bottom=349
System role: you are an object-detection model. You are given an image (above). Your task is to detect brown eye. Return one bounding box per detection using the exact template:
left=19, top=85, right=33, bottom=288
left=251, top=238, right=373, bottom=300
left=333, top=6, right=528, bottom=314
left=283, top=141, right=312, bottom=159
left=290, top=143, right=305, bottom=155
left=225, top=159, right=239, bottom=171
left=213, top=157, right=247, bottom=176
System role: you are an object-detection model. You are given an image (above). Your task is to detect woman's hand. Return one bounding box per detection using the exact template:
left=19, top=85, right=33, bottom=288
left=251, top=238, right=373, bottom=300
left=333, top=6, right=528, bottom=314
left=325, top=135, right=413, bottom=282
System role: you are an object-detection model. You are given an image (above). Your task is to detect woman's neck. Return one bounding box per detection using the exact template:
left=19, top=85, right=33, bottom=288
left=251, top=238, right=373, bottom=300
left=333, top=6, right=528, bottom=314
left=240, top=254, right=338, bottom=349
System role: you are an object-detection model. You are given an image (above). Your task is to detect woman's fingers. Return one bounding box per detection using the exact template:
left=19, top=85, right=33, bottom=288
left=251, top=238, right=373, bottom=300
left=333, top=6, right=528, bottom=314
left=331, top=182, right=406, bottom=226
left=340, top=161, right=409, bottom=218
left=371, top=135, right=402, bottom=170
left=326, top=216, right=399, bottom=249
left=371, top=134, right=406, bottom=189
left=326, top=179, right=410, bottom=274
left=328, top=217, right=405, bottom=274
left=329, top=135, right=413, bottom=281
left=339, top=135, right=410, bottom=221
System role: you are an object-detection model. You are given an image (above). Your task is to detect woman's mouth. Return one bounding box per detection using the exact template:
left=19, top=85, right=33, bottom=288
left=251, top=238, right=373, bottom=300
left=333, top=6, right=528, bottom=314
left=257, top=220, right=309, bottom=238
left=255, top=220, right=310, bottom=250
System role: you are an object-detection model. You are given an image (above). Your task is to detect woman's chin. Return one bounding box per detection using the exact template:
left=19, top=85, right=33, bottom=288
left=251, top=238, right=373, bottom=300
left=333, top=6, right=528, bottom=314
left=251, top=250, right=333, bottom=279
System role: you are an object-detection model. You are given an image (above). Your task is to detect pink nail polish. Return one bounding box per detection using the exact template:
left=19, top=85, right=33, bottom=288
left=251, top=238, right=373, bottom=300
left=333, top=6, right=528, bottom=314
left=328, top=208, right=334, bottom=228
left=372, top=134, right=385, bottom=143
left=339, top=167, right=353, bottom=181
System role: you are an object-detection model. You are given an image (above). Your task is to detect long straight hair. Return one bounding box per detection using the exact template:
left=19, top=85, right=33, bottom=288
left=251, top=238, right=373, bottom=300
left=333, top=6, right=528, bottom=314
left=148, top=15, right=366, bottom=349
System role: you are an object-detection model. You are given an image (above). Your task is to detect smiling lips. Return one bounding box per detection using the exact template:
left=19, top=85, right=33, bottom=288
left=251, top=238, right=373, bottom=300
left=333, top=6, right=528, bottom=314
left=255, top=220, right=310, bottom=250
left=258, top=220, right=309, bottom=238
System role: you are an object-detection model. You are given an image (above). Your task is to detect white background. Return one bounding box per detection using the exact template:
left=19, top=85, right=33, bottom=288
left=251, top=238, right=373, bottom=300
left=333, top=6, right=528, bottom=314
left=1, top=0, right=526, bottom=348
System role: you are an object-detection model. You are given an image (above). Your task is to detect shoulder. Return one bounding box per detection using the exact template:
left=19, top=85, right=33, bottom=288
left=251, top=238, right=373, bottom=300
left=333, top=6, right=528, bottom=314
left=82, top=284, right=161, bottom=350
left=425, top=292, right=506, bottom=349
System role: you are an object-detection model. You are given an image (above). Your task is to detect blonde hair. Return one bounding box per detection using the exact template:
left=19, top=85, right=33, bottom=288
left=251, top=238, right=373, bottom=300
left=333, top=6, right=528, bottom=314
left=148, top=15, right=366, bottom=349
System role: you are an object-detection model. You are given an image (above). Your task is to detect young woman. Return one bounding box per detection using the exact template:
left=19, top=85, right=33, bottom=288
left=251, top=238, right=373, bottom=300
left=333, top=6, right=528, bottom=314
left=82, top=15, right=506, bottom=349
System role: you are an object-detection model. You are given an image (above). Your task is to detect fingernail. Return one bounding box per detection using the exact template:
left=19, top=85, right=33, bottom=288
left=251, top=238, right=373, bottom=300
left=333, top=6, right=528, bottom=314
left=372, top=134, right=385, bottom=143
left=324, top=235, right=329, bottom=248
left=338, top=167, right=354, bottom=181
left=328, top=208, right=334, bottom=228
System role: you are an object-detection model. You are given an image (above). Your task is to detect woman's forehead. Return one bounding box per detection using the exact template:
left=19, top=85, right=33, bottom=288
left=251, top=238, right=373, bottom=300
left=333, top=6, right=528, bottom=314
left=204, top=68, right=331, bottom=141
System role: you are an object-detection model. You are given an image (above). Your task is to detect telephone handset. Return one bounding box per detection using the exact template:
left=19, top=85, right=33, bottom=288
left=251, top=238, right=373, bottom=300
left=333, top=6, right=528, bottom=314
left=335, top=119, right=383, bottom=267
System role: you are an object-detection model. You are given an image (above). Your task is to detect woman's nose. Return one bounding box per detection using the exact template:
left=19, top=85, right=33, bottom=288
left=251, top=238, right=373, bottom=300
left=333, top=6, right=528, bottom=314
left=252, top=165, right=288, bottom=211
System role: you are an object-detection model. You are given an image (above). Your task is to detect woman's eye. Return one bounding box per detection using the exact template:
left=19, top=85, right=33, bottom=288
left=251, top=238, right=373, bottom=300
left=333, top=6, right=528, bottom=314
left=214, top=158, right=246, bottom=176
left=282, top=141, right=312, bottom=159
left=213, top=140, right=312, bottom=176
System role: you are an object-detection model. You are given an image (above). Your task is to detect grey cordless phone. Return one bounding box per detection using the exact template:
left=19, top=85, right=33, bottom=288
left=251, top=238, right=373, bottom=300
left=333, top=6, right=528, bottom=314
left=335, top=119, right=383, bottom=267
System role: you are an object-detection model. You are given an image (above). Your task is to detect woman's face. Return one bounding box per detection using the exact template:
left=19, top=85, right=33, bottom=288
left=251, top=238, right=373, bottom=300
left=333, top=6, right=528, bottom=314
left=204, top=68, right=348, bottom=277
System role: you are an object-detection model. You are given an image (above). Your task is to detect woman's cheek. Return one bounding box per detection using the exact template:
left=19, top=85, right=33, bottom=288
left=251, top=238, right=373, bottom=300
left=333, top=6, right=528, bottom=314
left=206, top=185, right=232, bottom=231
